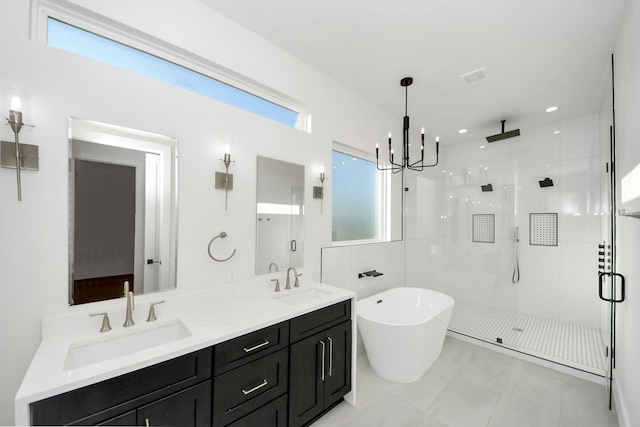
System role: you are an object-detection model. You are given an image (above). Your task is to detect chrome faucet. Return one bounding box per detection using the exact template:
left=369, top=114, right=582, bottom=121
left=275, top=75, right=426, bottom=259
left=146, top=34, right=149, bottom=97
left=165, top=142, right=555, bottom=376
left=286, top=266, right=301, bottom=290
left=123, top=281, right=135, bottom=327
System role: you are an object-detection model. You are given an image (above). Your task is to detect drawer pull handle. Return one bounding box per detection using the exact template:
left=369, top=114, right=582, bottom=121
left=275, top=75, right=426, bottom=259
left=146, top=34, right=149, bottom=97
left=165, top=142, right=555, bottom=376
left=243, top=339, right=270, bottom=353
left=242, top=379, right=268, bottom=395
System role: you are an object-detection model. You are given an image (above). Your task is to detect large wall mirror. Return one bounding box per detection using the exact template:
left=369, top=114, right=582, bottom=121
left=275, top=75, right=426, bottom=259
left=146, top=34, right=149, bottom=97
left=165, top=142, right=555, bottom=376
left=68, top=118, right=178, bottom=305
left=256, top=156, right=304, bottom=274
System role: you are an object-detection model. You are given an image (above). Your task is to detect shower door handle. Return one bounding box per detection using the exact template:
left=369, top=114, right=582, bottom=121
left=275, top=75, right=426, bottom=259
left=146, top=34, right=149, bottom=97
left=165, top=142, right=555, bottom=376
left=598, top=271, right=625, bottom=303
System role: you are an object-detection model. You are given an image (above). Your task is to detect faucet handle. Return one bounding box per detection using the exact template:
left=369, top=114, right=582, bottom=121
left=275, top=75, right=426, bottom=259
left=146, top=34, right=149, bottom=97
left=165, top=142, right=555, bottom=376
left=294, top=273, right=302, bottom=287
left=90, top=312, right=112, bottom=333
left=271, top=279, right=281, bottom=292
left=147, top=300, right=165, bottom=322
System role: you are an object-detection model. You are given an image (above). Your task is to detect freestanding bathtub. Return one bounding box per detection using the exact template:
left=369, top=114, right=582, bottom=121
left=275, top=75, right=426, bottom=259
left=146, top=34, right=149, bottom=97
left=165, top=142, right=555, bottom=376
left=357, top=287, right=455, bottom=383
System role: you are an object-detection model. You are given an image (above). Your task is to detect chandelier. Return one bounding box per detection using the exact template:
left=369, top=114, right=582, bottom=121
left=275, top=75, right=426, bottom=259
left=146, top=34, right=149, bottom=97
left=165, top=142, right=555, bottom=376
left=376, top=77, right=439, bottom=173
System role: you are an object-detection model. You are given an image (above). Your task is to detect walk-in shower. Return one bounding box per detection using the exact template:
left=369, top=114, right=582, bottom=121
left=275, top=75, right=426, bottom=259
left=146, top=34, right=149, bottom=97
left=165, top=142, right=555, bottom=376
left=404, top=114, right=610, bottom=379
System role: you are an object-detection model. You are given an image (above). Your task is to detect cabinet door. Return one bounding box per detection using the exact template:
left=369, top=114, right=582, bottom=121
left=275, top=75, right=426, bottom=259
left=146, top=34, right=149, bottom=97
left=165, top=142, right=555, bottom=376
left=288, top=331, right=325, bottom=427
left=323, top=321, right=352, bottom=407
left=226, top=394, right=288, bottom=427
left=137, top=381, right=211, bottom=427
left=99, top=410, right=136, bottom=426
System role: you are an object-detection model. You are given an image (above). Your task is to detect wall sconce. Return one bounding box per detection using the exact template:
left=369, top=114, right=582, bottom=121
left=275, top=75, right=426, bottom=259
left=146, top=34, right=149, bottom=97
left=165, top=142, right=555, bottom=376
left=214, top=143, right=234, bottom=210
left=1, top=94, right=37, bottom=201
left=313, top=166, right=327, bottom=212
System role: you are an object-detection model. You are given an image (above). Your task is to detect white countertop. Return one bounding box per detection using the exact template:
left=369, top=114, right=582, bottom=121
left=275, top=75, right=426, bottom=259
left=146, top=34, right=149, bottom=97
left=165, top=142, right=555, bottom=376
left=14, top=279, right=355, bottom=425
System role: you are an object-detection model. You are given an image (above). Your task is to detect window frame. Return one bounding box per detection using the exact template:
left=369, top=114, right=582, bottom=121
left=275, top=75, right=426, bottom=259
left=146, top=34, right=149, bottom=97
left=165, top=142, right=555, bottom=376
left=30, top=0, right=310, bottom=131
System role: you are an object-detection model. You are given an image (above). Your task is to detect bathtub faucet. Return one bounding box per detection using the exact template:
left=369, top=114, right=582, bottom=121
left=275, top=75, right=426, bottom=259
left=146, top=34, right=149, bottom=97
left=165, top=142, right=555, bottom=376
left=358, top=270, right=383, bottom=279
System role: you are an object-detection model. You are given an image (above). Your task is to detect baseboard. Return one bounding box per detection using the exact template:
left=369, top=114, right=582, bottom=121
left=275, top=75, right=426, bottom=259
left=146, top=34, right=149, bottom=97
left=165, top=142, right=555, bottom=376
left=613, top=379, right=630, bottom=427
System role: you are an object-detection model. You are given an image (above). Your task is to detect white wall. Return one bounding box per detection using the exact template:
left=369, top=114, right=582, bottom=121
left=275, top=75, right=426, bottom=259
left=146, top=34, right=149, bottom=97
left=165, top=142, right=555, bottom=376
left=0, top=0, right=396, bottom=423
left=611, top=0, right=640, bottom=425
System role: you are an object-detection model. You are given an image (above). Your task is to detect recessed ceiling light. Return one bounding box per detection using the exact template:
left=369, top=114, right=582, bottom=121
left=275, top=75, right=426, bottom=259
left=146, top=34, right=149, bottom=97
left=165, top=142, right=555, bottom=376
left=545, top=106, right=558, bottom=112
left=458, top=129, right=468, bottom=134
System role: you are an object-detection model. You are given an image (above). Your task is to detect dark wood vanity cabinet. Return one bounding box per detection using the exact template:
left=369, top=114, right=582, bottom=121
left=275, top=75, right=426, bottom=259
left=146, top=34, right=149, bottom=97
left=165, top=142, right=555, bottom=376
left=29, top=300, right=352, bottom=427
left=30, top=348, right=212, bottom=426
left=288, top=302, right=352, bottom=427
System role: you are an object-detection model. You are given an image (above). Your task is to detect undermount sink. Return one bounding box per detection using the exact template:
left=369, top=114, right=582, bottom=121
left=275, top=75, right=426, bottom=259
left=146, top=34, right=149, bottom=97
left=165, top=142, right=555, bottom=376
left=63, top=319, right=192, bottom=371
left=273, top=288, right=330, bottom=306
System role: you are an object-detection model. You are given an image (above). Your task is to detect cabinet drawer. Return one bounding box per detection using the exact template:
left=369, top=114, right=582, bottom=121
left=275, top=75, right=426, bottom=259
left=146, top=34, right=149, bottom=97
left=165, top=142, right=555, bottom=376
left=290, top=300, right=351, bottom=343
left=32, top=347, right=212, bottom=426
left=213, top=348, right=288, bottom=427
left=214, top=321, right=289, bottom=375
left=226, top=394, right=287, bottom=427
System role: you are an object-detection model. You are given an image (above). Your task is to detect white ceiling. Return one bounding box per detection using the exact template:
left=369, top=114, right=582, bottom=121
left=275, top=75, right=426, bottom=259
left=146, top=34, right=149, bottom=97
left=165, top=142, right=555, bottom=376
left=199, top=0, right=626, bottom=144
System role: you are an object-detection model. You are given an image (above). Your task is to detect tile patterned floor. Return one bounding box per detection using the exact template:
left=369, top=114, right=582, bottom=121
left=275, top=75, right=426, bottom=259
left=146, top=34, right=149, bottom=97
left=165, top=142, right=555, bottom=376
left=312, top=337, right=619, bottom=427
left=449, top=300, right=607, bottom=374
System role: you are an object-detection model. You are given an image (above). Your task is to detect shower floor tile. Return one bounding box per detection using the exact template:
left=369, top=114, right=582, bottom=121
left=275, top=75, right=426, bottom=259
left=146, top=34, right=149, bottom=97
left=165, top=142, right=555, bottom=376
left=448, top=300, right=607, bottom=374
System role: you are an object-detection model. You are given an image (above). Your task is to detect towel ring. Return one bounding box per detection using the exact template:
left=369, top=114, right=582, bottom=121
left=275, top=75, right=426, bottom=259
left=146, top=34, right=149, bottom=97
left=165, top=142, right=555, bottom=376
left=207, top=231, right=236, bottom=262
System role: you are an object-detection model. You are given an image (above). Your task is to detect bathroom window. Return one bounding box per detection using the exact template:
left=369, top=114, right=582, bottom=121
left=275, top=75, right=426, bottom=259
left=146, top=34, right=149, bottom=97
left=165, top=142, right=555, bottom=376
left=332, top=148, right=388, bottom=242
left=42, top=16, right=303, bottom=129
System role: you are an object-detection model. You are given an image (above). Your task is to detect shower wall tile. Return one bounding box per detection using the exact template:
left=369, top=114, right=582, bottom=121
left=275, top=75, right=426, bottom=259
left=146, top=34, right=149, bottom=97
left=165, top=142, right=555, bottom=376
left=321, top=241, right=404, bottom=301
left=468, top=137, right=511, bottom=171
left=404, top=173, right=445, bottom=239
left=511, top=122, right=561, bottom=167
left=516, top=244, right=560, bottom=320
left=559, top=157, right=602, bottom=243
left=405, top=237, right=446, bottom=292
left=468, top=240, right=515, bottom=310
left=443, top=141, right=469, bottom=174
left=470, top=167, right=513, bottom=241
left=560, top=114, right=600, bottom=160
left=442, top=238, right=471, bottom=302
left=515, top=162, right=561, bottom=217
left=444, top=188, right=471, bottom=239
left=559, top=242, right=600, bottom=329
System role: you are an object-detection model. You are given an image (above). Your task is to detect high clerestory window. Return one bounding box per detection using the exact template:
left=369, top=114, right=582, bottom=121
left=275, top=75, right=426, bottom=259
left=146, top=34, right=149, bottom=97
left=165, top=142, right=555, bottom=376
left=43, top=17, right=303, bottom=129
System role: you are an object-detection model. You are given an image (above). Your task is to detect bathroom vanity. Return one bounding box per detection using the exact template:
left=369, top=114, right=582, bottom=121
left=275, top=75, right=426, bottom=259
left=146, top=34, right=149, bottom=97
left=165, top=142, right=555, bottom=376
left=15, top=281, right=355, bottom=426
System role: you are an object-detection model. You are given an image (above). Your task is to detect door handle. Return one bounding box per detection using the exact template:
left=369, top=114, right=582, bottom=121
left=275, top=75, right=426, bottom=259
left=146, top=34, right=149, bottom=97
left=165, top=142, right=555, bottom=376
left=146, top=259, right=161, bottom=265
left=599, top=271, right=626, bottom=303
left=319, top=340, right=326, bottom=382
left=327, top=336, right=333, bottom=377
